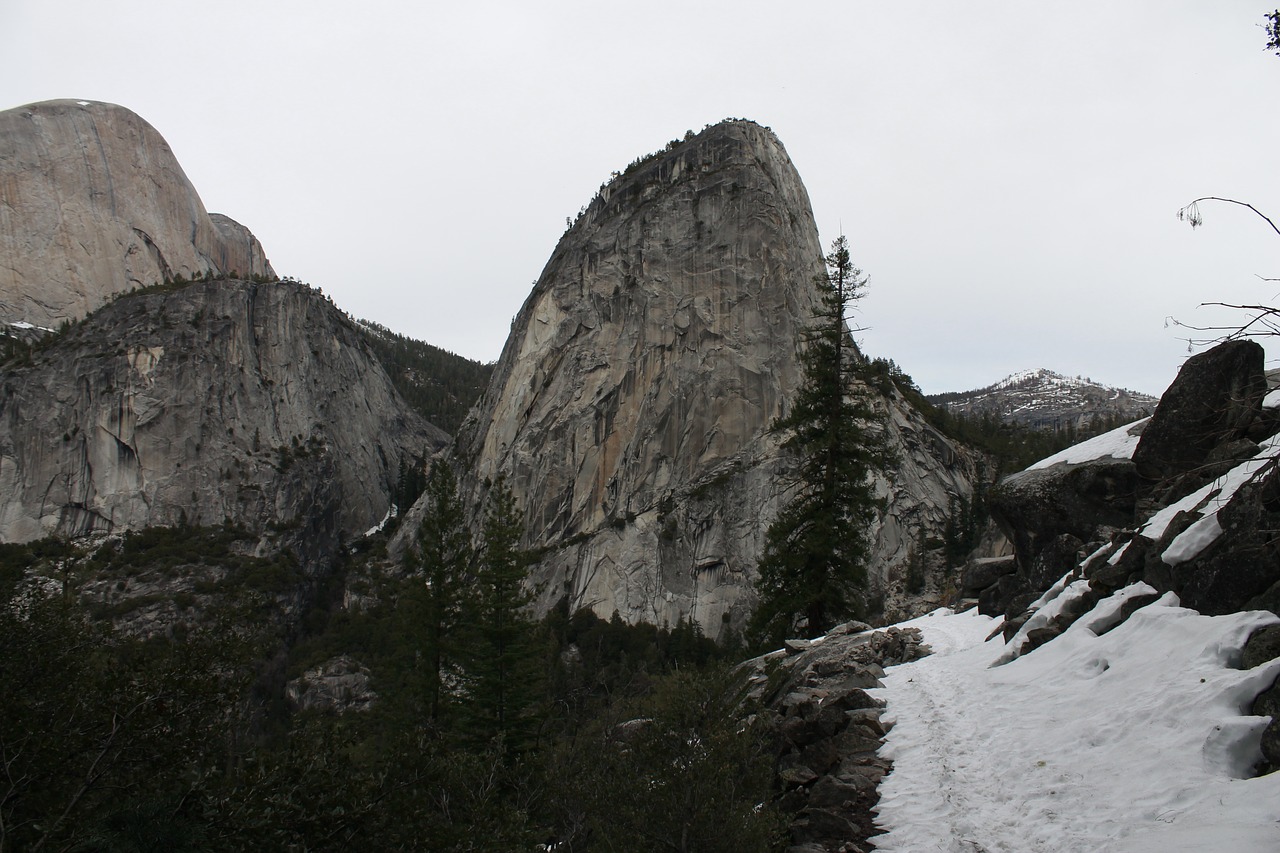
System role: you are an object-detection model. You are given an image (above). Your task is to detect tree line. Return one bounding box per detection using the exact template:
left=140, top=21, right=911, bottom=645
left=357, top=320, right=494, bottom=436
left=0, top=476, right=781, bottom=851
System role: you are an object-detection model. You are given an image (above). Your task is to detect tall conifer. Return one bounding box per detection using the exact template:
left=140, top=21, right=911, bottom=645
left=406, top=461, right=472, bottom=724
left=750, top=236, right=891, bottom=644
left=461, top=477, right=542, bottom=753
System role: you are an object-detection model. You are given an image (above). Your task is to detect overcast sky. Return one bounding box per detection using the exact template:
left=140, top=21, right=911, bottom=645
left=3, top=1, right=1278, bottom=395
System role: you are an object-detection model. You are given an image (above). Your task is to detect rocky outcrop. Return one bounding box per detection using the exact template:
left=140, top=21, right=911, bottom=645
left=741, top=622, right=930, bottom=852
left=286, top=655, right=378, bottom=714
left=977, top=339, right=1280, bottom=635
left=0, top=100, right=274, bottom=330
left=988, top=453, right=1139, bottom=585
left=0, top=279, right=444, bottom=550
left=447, top=120, right=980, bottom=636
left=1245, top=625, right=1280, bottom=772
left=1131, top=340, right=1267, bottom=490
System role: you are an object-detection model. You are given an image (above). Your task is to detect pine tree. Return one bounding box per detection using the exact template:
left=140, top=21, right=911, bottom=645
left=460, top=477, right=542, bottom=754
left=749, top=236, right=892, bottom=645
left=404, top=461, right=472, bottom=724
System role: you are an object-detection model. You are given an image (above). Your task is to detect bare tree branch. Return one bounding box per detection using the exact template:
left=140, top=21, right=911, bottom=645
left=1177, top=196, right=1280, bottom=238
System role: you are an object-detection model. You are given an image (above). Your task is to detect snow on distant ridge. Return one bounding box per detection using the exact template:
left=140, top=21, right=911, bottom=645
left=930, top=368, right=1159, bottom=431
left=994, top=368, right=1096, bottom=391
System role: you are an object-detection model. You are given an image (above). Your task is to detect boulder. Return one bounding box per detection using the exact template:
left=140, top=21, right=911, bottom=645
left=1086, top=533, right=1149, bottom=593
left=989, top=458, right=1138, bottom=574
left=1243, top=625, right=1280, bottom=670
left=1131, top=340, right=1267, bottom=488
left=1261, top=720, right=1280, bottom=771
left=1168, top=471, right=1280, bottom=616
left=1028, top=533, right=1086, bottom=592
left=978, top=572, right=1032, bottom=618
left=961, top=556, right=1017, bottom=595
left=1253, top=682, right=1280, bottom=771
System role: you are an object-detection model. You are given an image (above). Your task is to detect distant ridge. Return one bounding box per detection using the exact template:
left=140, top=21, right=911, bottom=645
left=927, top=368, right=1158, bottom=431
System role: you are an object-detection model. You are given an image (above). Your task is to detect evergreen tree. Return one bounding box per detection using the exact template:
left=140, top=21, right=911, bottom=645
left=749, top=236, right=892, bottom=644
left=461, top=477, right=543, bottom=754
left=404, top=461, right=472, bottom=724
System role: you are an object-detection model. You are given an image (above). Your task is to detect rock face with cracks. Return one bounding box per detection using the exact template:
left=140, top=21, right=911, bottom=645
left=0, top=279, right=443, bottom=550
left=0, top=99, right=274, bottom=330
left=451, top=120, right=980, bottom=636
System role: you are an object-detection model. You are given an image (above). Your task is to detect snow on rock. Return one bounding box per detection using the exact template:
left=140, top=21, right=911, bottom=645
left=1028, top=417, right=1148, bottom=470
left=364, top=504, right=398, bottom=538
left=872, top=601, right=1280, bottom=852
left=994, top=368, right=1096, bottom=391
left=1137, top=433, right=1280, bottom=565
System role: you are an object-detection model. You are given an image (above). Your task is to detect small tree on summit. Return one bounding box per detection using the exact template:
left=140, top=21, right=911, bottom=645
left=749, top=236, right=892, bottom=646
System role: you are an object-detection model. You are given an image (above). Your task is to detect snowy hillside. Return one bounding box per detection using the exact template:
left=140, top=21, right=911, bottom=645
left=928, top=369, right=1159, bottom=431
left=871, top=602, right=1280, bottom=851
left=870, top=359, right=1280, bottom=851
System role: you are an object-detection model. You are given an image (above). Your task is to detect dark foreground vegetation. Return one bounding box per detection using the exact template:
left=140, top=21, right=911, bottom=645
left=0, top=527, right=783, bottom=852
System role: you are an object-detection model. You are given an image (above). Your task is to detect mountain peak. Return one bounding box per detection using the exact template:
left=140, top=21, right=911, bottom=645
left=446, top=120, right=980, bottom=635
left=929, top=369, right=1159, bottom=430
left=0, top=98, right=273, bottom=329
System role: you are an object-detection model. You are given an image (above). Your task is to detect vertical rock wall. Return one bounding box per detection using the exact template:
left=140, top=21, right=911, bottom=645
left=0, top=99, right=274, bottom=329
left=0, top=280, right=443, bottom=548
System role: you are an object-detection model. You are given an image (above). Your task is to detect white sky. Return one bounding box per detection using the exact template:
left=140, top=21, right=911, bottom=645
left=3, top=1, right=1278, bottom=395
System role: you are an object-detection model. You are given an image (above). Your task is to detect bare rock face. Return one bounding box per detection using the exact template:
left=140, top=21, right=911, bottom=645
left=1131, top=339, right=1266, bottom=488
left=286, top=655, right=378, bottom=714
left=0, top=280, right=444, bottom=550
left=450, top=120, right=980, bottom=635
left=0, top=99, right=274, bottom=329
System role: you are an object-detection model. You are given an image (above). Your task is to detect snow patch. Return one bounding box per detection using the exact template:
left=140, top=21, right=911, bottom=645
left=364, top=504, right=398, bottom=537
left=872, top=597, right=1280, bottom=852
left=1028, top=417, right=1149, bottom=470
left=1138, top=434, right=1280, bottom=564
left=6, top=320, right=55, bottom=333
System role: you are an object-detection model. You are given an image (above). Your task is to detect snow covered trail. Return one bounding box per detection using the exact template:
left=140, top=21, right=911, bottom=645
left=870, top=600, right=1280, bottom=852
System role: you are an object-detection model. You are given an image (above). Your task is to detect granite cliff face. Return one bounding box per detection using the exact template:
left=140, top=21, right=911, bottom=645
left=0, top=280, right=444, bottom=551
left=451, top=121, right=980, bottom=634
left=0, top=100, right=274, bottom=330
